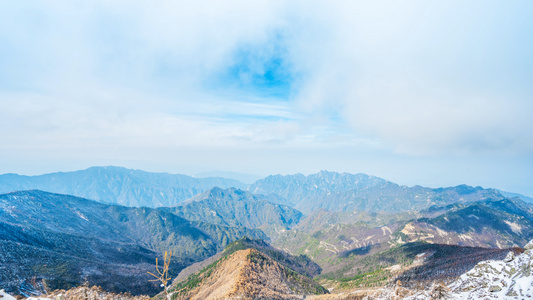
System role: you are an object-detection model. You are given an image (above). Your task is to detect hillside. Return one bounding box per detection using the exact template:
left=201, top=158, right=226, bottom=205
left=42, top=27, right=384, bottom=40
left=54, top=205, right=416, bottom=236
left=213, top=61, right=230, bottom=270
left=221, top=237, right=322, bottom=277
left=0, top=166, right=246, bottom=207
left=317, top=242, right=521, bottom=293
left=0, top=221, right=163, bottom=297
left=165, top=187, right=303, bottom=237
left=168, top=248, right=327, bottom=300
left=272, top=197, right=533, bottom=283
left=365, top=240, right=533, bottom=299
left=249, top=171, right=506, bottom=213
left=397, top=198, right=533, bottom=248
left=0, top=190, right=265, bottom=296
left=174, top=237, right=322, bottom=286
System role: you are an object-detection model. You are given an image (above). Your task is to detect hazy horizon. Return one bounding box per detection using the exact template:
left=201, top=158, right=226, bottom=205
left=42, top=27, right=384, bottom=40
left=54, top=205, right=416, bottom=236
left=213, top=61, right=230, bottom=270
left=1, top=1, right=532, bottom=197
left=2, top=165, right=532, bottom=198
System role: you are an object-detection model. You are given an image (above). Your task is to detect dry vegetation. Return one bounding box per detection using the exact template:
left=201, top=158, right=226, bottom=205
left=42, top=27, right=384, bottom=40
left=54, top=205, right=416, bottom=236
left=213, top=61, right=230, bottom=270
left=170, top=248, right=327, bottom=300
left=28, top=286, right=149, bottom=300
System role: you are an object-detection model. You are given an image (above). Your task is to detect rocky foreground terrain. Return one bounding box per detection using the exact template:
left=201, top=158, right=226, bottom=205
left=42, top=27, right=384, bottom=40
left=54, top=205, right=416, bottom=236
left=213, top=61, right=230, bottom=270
left=1, top=287, right=148, bottom=300
left=364, top=239, right=533, bottom=299
left=3, top=238, right=532, bottom=300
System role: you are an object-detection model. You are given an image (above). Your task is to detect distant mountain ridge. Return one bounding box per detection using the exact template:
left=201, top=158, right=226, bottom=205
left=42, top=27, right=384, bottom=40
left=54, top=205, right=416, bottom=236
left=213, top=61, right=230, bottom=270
left=498, top=190, right=533, bottom=203
left=249, top=170, right=507, bottom=213
left=0, top=167, right=515, bottom=213
left=0, top=166, right=247, bottom=207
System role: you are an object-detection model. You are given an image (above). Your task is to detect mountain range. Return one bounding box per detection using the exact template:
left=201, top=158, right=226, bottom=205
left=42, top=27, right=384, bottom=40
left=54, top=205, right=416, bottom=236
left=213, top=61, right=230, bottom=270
left=2, top=167, right=526, bottom=213
left=249, top=171, right=508, bottom=213
left=1, top=166, right=533, bottom=298
left=0, top=166, right=246, bottom=207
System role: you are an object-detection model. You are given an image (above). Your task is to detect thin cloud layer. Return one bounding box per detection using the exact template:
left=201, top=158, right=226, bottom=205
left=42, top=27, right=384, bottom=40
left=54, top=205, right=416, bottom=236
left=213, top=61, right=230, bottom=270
left=1, top=1, right=532, bottom=194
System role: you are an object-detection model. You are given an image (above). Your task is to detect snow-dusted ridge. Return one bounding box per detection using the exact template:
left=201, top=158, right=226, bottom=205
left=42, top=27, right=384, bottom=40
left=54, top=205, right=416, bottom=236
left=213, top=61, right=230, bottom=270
left=367, top=239, right=533, bottom=299
left=445, top=240, right=533, bottom=299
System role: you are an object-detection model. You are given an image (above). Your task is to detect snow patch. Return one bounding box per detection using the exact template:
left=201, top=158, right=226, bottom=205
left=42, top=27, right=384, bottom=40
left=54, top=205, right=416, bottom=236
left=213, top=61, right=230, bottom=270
left=0, top=290, right=16, bottom=300
left=458, top=234, right=473, bottom=241
left=75, top=210, right=89, bottom=221
left=386, top=264, right=403, bottom=272
left=401, top=223, right=415, bottom=235
left=448, top=247, right=533, bottom=299
left=365, top=235, right=375, bottom=241
left=504, top=220, right=522, bottom=234
left=365, top=241, right=533, bottom=299
left=381, top=226, right=392, bottom=235
left=435, top=227, right=448, bottom=237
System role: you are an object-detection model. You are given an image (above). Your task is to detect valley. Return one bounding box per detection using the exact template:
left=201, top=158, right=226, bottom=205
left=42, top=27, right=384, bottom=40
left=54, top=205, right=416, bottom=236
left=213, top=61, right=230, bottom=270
left=4, top=1, right=531, bottom=298
left=0, top=167, right=532, bottom=299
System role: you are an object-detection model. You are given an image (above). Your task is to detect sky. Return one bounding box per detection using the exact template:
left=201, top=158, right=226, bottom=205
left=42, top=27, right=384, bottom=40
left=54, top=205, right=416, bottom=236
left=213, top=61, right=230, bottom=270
left=1, top=1, right=532, bottom=195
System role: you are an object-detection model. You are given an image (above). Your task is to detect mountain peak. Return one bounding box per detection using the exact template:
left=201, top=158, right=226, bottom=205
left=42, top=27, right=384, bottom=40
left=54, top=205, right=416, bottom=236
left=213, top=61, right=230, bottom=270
left=191, top=187, right=251, bottom=203
left=172, top=187, right=303, bottom=229
left=0, top=167, right=247, bottom=207
left=169, top=248, right=327, bottom=299
left=249, top=171, right=506, bottom=213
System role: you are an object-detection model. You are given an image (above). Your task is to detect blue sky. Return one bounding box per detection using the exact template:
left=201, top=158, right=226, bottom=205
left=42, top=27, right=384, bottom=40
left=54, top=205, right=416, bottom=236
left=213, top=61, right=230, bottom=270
left=1, top=1, right=532, bottom=196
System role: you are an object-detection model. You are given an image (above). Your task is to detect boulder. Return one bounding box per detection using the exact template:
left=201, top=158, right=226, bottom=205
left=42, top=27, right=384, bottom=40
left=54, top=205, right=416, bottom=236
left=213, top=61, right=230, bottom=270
left=504, top=251, right=515, bottom=262
left=489, top=285, right=502, bottom=292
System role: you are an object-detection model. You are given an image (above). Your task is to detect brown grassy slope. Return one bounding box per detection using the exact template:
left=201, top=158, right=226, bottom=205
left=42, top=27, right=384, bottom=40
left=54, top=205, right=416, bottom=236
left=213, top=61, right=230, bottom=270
left=172, top=248, right=327, bottom=300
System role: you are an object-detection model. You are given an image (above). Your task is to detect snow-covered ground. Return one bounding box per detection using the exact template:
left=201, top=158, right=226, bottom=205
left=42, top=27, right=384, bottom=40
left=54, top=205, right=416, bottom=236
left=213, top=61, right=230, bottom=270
left=363, top=239, right=533, bottom=300
left=447, top=240, right=533, bottom=299
left=0, top=289, right=17, bottom=300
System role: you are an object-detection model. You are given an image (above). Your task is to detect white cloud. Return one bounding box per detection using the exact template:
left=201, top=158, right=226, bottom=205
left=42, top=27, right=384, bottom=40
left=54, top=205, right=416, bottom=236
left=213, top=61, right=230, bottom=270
left=1, top=1, right=532, bottom=155
left=1, top=0, right=532, bottom=195
left=285, top=1, right=533, bottom=155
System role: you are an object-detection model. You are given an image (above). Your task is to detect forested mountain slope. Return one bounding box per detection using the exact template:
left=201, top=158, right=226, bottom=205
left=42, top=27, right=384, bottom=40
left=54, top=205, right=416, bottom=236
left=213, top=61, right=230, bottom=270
left=0, top=190, right=265, bottom=296
left=164, top=187, right=303, bottom=234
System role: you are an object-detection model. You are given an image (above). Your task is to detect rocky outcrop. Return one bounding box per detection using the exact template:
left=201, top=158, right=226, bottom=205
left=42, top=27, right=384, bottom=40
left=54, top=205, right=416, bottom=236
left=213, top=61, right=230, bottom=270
left=352, top=239, right=533, bottom=299
left=447, top=244, right=531, bottom=298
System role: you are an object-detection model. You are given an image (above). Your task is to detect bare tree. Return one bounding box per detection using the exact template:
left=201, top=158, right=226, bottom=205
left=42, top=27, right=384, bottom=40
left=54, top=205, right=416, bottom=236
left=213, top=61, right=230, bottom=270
left=148, top=251, right=173, bottom=300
